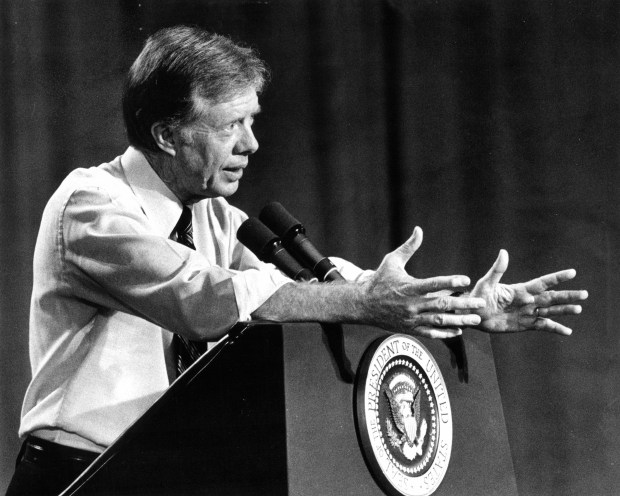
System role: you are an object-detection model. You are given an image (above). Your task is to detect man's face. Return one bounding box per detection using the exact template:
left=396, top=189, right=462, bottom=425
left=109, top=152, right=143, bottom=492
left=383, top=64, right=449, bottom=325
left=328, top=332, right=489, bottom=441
left=170, top=87, right=260, bottom=203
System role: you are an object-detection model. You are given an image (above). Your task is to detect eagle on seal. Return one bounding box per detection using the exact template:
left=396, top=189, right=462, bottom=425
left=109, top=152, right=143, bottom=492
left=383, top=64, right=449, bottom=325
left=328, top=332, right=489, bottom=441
left=385, top=373, right=428, bottom=460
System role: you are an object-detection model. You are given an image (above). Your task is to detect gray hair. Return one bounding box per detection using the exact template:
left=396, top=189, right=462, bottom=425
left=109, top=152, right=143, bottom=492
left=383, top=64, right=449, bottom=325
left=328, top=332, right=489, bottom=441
left=122, top=25, right=269, bottom=153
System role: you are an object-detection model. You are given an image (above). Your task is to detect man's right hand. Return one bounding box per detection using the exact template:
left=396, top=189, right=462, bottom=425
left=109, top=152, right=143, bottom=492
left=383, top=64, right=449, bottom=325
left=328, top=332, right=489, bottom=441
left=360, top=227, right=486, bottom=339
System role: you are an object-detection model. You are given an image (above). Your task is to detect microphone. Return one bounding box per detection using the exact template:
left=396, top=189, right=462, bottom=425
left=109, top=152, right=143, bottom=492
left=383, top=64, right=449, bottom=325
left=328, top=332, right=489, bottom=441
left=259, top=202, right=345, bottom=282
left=237, top=217, right=317, bottom=282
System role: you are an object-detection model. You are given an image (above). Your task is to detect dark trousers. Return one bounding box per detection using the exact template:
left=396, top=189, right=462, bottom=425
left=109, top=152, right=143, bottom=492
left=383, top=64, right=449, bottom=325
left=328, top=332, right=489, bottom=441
left=5, top=437, right=99, bottom=496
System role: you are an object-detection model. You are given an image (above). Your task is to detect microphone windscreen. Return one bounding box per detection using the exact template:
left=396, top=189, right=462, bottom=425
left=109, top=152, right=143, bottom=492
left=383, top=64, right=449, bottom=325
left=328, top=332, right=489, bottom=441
left=259, top=202, right=302, bottom=237
left=236, top=217, right=279, bottom=259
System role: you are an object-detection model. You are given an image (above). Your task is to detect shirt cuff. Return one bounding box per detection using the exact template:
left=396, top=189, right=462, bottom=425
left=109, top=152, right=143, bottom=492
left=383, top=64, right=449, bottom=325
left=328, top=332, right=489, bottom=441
left=329, top=257, right=375, bottom=282
left=230, top=266, right=293, bottom=322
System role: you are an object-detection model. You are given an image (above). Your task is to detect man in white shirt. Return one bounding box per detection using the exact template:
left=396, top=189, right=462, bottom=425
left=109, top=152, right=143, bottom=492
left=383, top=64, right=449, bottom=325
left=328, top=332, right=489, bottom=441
left=6, top=25, right=587, bottom=496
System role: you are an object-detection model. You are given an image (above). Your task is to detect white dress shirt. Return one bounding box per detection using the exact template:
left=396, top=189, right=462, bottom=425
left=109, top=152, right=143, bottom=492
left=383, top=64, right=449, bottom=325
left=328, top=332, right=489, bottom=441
left=19, top=147, right=309, bottom=452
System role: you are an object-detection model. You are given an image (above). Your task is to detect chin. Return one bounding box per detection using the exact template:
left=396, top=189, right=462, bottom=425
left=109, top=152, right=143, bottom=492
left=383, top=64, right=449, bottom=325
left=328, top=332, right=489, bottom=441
left=211, top=182, right=240, bottom=199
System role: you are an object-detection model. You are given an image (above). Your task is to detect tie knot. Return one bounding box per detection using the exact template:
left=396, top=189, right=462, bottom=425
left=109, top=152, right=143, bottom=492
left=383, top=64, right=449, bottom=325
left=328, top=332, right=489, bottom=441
left=171, top=206, right=196, bottom=250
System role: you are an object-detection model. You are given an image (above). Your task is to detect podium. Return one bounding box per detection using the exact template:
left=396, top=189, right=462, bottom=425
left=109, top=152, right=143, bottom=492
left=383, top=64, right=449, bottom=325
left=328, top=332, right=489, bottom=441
left=61, top=323, right=517, bottom=496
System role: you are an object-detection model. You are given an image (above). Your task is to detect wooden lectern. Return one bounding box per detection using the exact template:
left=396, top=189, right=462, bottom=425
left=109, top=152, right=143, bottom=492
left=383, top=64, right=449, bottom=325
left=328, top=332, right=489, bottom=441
left=61, top=323, right=517, bottom=496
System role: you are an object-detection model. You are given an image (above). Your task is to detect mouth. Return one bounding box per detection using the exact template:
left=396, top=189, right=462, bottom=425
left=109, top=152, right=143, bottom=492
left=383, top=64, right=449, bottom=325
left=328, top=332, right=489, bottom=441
left=222, top=165, right=245, bottom=181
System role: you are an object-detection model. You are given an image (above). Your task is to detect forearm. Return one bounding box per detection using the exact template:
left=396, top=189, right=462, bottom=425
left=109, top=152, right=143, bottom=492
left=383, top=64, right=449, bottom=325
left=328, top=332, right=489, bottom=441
left=252, top=280, right=369, bottom=325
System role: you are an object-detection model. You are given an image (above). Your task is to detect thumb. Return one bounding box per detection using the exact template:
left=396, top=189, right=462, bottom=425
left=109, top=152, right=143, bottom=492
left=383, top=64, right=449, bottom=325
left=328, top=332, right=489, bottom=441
left=483, top=249, right=509, bottom=285
left=384, top=227, right=423, bottom=269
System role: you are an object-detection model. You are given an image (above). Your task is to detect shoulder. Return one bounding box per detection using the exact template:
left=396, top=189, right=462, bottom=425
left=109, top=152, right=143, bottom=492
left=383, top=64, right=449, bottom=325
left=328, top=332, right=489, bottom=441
left=48, top=155, right=136, bottom=213
left=37, top=156, right=147, bottom=247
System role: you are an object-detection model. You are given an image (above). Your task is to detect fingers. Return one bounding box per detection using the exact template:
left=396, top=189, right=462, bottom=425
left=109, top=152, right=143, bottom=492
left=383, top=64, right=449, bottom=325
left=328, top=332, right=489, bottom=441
left=530, top=289, right=587, bottom=320
left=407, top=295, right=485, bottom=337
left=480, top=249, right=509, bottom=286
left=416, top=294, right=486, bottom=313
left=524, top=269, right=577, bottom=293
left=534, top=289, right=589, bottom=307
left=532, top=317, right=573, bottom=336
left=384, top=227, right=423, bottom=269
left=413, top=326, right=463, bottom=340
left=380, top=227, right=475, bottom=293
left=537, top=305, right=582, bottom=317
left=415, top=312, right=482, bottom=328
left=413, top=275, right=472, bottom=294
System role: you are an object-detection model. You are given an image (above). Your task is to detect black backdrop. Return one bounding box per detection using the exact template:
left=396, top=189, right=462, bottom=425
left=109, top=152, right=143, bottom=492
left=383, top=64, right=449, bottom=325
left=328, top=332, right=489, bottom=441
left=1, top=1, right=618, bottom=495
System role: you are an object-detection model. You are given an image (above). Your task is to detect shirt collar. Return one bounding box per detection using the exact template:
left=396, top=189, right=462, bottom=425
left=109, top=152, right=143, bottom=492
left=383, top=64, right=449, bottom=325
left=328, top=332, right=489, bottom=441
left=120, top=146, right=185, bottom=238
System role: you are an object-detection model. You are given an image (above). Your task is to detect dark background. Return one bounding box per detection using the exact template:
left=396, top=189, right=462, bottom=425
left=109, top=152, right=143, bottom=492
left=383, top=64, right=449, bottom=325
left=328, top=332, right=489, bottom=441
left=1, top=0, right=618, bottom=494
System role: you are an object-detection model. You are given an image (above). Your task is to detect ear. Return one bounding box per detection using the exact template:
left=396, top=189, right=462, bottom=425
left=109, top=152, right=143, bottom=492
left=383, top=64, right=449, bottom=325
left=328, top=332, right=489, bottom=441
left=150, top=122, right=177, bottom=157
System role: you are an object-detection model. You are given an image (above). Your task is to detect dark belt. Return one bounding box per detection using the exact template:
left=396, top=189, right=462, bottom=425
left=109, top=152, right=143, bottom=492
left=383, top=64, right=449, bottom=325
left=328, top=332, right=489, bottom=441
left=18, top=436, right=100, bottom=467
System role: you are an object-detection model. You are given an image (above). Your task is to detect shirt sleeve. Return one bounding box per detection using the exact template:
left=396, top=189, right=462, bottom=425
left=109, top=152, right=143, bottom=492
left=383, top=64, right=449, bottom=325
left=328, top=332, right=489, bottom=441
left=60, top=186, right=288, bottom=339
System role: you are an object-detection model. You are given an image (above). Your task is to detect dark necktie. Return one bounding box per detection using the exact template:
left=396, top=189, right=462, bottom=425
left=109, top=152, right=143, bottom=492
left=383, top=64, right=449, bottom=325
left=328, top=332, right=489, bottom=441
left=170, top=206, right=207, bottom=376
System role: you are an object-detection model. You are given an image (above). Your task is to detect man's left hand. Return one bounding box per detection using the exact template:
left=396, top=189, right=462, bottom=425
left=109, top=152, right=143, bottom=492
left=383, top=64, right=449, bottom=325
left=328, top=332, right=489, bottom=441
left=470, top=250, right=588, bottom=335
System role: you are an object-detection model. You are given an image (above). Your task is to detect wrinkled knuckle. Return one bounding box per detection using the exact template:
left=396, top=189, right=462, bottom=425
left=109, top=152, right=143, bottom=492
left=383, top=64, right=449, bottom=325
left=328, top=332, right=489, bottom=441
left=436, top=296, right=450, bottom=312
left=432, top=314, right=445, bottom=326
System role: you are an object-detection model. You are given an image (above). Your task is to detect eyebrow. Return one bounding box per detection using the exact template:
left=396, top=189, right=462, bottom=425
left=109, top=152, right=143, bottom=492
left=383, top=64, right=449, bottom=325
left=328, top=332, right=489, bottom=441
left=230, top=104, right=261, bottom=122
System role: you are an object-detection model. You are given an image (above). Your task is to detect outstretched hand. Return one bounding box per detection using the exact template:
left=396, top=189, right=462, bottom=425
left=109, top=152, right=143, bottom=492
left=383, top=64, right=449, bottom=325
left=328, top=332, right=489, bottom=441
left=362, top=227, right=486, bottom=339
left=470, top=250, right=588, bottom=335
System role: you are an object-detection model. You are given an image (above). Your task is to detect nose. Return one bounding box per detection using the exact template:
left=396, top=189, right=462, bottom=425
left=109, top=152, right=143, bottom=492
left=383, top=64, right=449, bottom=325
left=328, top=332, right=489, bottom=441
left=234, top=122, right=259, bottom=156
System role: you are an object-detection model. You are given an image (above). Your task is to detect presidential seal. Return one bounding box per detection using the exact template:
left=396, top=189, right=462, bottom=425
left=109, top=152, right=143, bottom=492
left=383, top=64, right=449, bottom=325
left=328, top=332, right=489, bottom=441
left=355, top=334, right=452, bottom=496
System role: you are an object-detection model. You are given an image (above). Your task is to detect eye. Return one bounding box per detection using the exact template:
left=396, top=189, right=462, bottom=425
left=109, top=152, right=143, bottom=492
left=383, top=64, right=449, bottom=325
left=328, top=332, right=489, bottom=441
left=223, top=115, right=256, bottom=133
